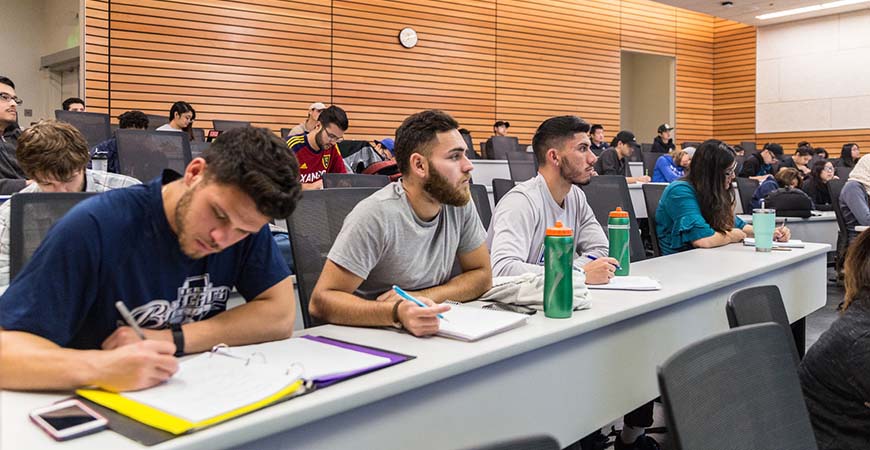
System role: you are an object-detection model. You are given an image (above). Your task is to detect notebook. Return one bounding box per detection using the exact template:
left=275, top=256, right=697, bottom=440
left=743, top=238, right=805, bottom=248
left=77, top=336, right=406, bottom=435
left=437, top=302, right=529, bottom=342
left=587, top=276, right=661, bottom=291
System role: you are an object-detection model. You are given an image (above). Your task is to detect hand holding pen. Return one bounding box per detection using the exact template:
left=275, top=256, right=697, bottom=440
left=583, top=255, right=621, bottom=285
left=378, top=286, right=450, bottom=337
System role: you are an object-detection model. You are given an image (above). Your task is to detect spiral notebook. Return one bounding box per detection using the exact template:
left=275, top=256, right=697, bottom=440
left=437, top=302, right=529, bottom=342
left=77, top=336, right=410, bottom=435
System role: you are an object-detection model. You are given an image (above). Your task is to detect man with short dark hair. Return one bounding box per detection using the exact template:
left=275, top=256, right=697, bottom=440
left=779, top=145, right=814, bottom=179
left=590, top=124, right=609, bottom=155
left=650, top=123, right=675, bottom=153
left=91, top=110, right=150, bottom=173
left=310, top=110, right=492, bottom=337
left=286, top=105, right=349, bottom=190
left=0, top=76, right=27, bottom=194
left=0, top=120, right=139, bottom=286
left=0, top=126, right=302, bottom=392
left=493, top=120, right=510, bottom=137
left=593, top=130, right=650, bottom=183
left=288, top=102, right=326, bottom=137
left=62, top=97, right=86, bottom=112
left=740, top=142, right=782, bottom=181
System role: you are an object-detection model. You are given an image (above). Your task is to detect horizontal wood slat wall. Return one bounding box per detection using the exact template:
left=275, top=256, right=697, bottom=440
left=713, top=18, right=755, bottom=144
left=82, top=0, right=757, bottom=149
left=756, top=130, right=870, bottom=155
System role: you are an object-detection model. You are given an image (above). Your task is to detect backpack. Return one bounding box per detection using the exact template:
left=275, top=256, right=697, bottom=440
left=362, top=160, right=401, bottom=182
left=764, top=187, right=813, bottom=218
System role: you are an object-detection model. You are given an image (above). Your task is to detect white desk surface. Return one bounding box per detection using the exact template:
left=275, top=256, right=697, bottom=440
left=857, top=225, right=868, bottom=232
left=738, top=211, right=838, bottom=249
left=2, top=243, right=830, bottom=450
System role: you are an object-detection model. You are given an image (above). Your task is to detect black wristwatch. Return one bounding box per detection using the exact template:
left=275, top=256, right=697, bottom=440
left=171, top=323, right=185, bottom=357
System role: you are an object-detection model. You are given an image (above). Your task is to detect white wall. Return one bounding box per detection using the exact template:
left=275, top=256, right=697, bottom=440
left=621, top=51, right=675, bottom=144
left=757, top=10, right=870, bottom=133
left=0, top=0, right=80, bottom=127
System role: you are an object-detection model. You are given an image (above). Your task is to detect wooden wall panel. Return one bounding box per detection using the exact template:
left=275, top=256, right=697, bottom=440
left=756, top=130, right=870, bottom=155
left=84, top=0, right=109, bottom=113
left=675, top=9, right=714, bottom=143
left=713, top=18, right=755, bottom=144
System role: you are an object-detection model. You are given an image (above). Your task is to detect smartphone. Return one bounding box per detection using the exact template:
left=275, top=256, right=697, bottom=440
left=29, top=399, right=108, bottom=441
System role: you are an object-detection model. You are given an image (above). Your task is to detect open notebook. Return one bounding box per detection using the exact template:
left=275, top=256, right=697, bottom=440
left=587, top=276, right=661, bottom=291
left=437, top=302, right=529, bottom=342
left=77, top=336, right=406, bottom=435
left=743, top=238, right=805, bottom=248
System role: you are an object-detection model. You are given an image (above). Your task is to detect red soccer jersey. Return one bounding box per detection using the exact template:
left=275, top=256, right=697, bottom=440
left=286, top=133, right=347, bottom=183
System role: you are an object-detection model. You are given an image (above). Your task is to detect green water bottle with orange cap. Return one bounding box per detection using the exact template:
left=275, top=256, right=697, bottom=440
left=608, top=207, right=630, bottom=276
left=544, top=221, right=574, bottom=319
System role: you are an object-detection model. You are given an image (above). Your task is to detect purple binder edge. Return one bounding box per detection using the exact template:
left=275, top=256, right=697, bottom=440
left=300, top=335, right=413, bottom=387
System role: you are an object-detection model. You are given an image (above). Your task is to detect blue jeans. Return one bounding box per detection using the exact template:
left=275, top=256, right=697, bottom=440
left=272, top=232, right=295, bottom=274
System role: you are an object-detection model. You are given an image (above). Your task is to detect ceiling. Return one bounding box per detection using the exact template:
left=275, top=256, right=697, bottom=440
left=656, top=0, right=870, bottom=26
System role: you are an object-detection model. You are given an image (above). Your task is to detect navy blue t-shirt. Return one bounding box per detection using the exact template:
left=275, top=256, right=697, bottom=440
left=0, top=172, right=291, bottom=349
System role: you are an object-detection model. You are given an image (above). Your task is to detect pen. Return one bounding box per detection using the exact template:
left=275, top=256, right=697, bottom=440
left=115, top=301, right=146, bottom=340
left=587, top=254, right=622, bottom=271
left=391, top=285, right=448, bottom=321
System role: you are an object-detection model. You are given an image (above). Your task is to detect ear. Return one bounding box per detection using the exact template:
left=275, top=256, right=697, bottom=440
left=184, top=157, right=208, bottom=186
left=409, top=152, right=428, bottom=178
left=547, top=148, right=560, bottom=167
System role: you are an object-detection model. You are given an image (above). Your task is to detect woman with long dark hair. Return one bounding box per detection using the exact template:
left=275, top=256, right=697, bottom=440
left=838, top=142, right=860, bottom=168
left=801, top=159, right=835, bottom=210
left=800, top=230, right=870, bottom=450
left=655, top=139, right=790, bottom=255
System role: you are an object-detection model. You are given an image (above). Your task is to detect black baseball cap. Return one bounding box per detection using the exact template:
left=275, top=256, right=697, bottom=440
left=493, top=120, right=510, bottom=128
left=657, top=123, right=675, bottom=133
left=763, top=142, right=784, bottom=157
left=610, top=130, right=639, bottom=148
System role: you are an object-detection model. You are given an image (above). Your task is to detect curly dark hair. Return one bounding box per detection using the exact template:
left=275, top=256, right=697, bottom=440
left=201, top=127, right=301, bottom=219
left=118, top=110, right=149, bottom=129
left=394, top=110, right=459, bottom=174
left=687, top=139, right=736, bottom=233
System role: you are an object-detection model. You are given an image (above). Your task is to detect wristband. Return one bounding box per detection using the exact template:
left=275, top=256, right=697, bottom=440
left=391, top=300, right=403, bottom=329
left=171, top=323, right=185, bottom=357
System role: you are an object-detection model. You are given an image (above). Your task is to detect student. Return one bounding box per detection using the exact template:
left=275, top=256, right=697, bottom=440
left=837, top=143, right=860, bottom=168
left=739, top=142, right=781, bottom=181
left=801, top=160, right=835, bottom=211
left=286, top=105, right=349, bottom=190
left=0, top=76, right=27, bottom=194
left=0, top=126, right=302, bottom=392
left=779, top=145, right=813, bottom=179
left=652, top=146, right=694, bottom=183
left=90, top=110, right=149, bottom=173
left=799, top=229, right=870, bottom=450
left=750, top=167, right=802, bottom=210
left=656, top=140, right=789, bottom=255
left=61, top=97, right=85, bottom=112
left=493, top=120, right=510, bottom=137
left=0, top=120, right=140, bottom=286
left=593, top=130, right=650, bottom=183
left=288, top=102, right=326, bottom=137
left=754, top=167, right=814, bottom=217
left=839, top=155, right=870, bottom=245
left=589, top=124, right=609, bottom=155
left=309, top=110, right=492, bottom=337
left=814, top=147, right=829, bottom=160
left=156, top=101, right=195, bottom=133
left=650, top=123, right=675, bottom=153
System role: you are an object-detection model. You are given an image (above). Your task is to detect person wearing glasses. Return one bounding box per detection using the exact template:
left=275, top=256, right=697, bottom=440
left=0, top=76, right=28, bottom=194
left=286, top=105, right=349, bottom=190
left=800, top=160, right=836, bottom=211
left=655, top=140, right=790, bottom=255
left=156, top=101, right=195, bottom=134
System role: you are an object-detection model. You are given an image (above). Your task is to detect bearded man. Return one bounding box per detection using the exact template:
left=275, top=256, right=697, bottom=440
left=309, top=110, right=492, bottom=337
left=0, top=126, right=302, bottom=392
left=286, top=105, right=349, bottom=190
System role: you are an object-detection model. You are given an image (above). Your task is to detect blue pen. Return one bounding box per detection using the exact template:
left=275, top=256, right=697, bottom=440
left=586, top=254, right=622, bottom=271
left=392, top=285, right=448, bottom=321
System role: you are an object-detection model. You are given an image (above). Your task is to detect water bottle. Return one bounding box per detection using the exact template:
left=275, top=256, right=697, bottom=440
left=91, top=151, right=108, bottom=172
left=608, top=207, right=630, bottom=276
left=544, top=221, right=574, bottom=319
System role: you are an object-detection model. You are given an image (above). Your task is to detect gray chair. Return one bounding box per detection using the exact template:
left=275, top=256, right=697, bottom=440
left=680, top=141, right=700, bottom=149
left=641, top=183, right=667, bottom=257
left=190, top=141, right=210, bottom=160
left=727, top=285, right=804, bottom=359
left=191, top=128, right=206, bottom=142
left=641, top=143, right=653, bottom=154
left=146, top=114, right=166, bottom=131
left=658, top=323, right=817, bottom=450
left=835, top=166, right=852, bottom=180
left=486, top=136, right=520, bottom=160
left=506, top=152, right=537, bottom=182
left=580, top=175, right=646, bottom=262
left=116, top=129, right=192, bottom=182
left=54, top=110, right=111, bottom=150
left=470, top=183, right=491, bottom=229
left=491, top=178, right=515, bottom=206
left=464, top=435, right=559, bottom=450
left=461, top=132, right=480, bottom=160
left=9, top=192, right=97, bottom=281
left=322, top=173, right=390, bottom=189
left=287, top=188, right=380, bottom=328
left=281, top=127, right=293, bottom=139
left=828, top=178, right=848, bottom=272
left=640, top=151, right=660, bottom=178
left=735, top=177, right=759, bottom=214
left=212, top=119, right=251, bottom=132
left=740, top=141, right=758, bottom=155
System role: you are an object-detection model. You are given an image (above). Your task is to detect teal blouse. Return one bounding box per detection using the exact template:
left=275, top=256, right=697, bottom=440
left=655, top=181, right=745, bottom=255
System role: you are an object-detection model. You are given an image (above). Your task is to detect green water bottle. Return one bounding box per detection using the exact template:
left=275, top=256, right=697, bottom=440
left=544, top=221, right=574, bottom=319
left=608, top=207, right=630, bottom=276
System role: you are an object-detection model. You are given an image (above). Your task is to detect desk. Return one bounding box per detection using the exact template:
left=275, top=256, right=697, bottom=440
left=737, top=211, right=837, bottom=249
left=2, top=244, right=829, bottom=450
left=470, top=160, right=510, bottom=188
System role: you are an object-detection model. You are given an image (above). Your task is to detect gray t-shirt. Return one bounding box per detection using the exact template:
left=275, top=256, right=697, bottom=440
left=486, top=174, right=608, bottom=277
left=327, top=181, right=486, bottom=299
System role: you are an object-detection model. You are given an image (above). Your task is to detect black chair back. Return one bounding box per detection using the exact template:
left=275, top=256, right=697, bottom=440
left=281, top=127, right=292, bottom=139
left=212, top=119, right=251, bottom=132
left=470, top=184, right=491, bottom=229
left=461, top=133, right=479, bottom=160
left=735, top=177, right=759, bottom=214
left=741, top=141, right=758, bottom=155
left=640, top=151, right=660, bottom=178
left=288, top=188, right=380, bottom=328
left=146, top=114, right=166, bottom=131
left=54, top=110, right=111, bottom=150
left=680, top=141, right=700, bottom=149
left=641, top=143, right=653, bottom=154
left=191, top=128, right=205, bottom=142
left=828, top=178, right=848, bottom=271
left=726, top=285, right=802, bottom=360
left=9, top=192, right=97, bottom=280
left=641, top=183, right=667, bottom=257
left=190, top=141, right=209, bottom=160
left=322, top=173, right=390, bottom=189
left=505, top=152, right=537, bottom=182
left=835, top=166, right=852, bottom=180
left=580, top=175, right=646, bottom=262
left=487, top=136, right=520, bottom=160
left=491, top=178, right=516, bottom=206
left=464, top=435, right=559, bottom=450
left=116, top=129, right=192, bottom=182
left=658, top=323, right=817, bottom=450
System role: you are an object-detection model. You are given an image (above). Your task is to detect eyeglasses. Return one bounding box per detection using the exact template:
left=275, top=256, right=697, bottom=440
left=0, top=93, right=22, bottom=105
left=322, top=129, right=344, bottom=143
left=823, top=166, right=835, bottom=172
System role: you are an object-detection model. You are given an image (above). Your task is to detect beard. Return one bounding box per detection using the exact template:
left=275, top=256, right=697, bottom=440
left=314, top=129, right=326, bottom=149
left=174, top=184, right=216, bottom=259
left=561, top=161, right=593, bottom=187
left=424, top=165, right=470, bottom=207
